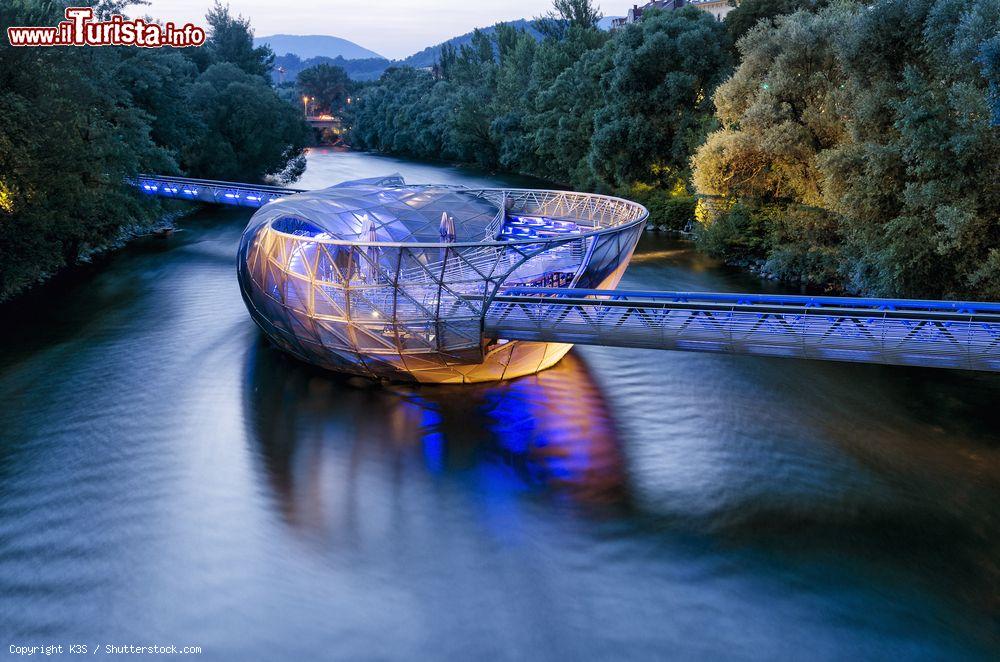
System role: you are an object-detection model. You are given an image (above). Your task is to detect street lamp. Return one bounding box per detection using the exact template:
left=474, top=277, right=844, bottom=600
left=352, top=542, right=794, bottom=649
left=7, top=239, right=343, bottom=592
left=302, top=96, right=309, bottom=117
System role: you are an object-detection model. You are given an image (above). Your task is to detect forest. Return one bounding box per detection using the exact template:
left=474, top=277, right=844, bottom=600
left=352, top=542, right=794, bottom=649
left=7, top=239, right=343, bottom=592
left=347, top=0, right=1000, bottom=299
left=1, top=0, right=998, bottom=301
left=0, top=1, right=310, bottom=300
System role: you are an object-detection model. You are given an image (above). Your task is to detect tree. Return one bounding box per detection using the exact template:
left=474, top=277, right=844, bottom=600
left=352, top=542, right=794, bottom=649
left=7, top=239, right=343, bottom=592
left=821, top=0, right=1000, bottom=298
left=184, top=64, right=311, bottom=182
left=297, top=64, right=350, bottom=115
left=0, top=0, right=311, bottom=300
left=532, top=43, right=615, bottom=187
left=537, top=0, right=604, bottom=38
left=692, top=5, right=850, bottom=204
left=980, top=36, right=1000, bottom=125
left=693, top=0, right=1000, bottom=298
left=589, top=7, right=733, bottom=190
left=724, top=0, right=829, bottom=45
left=117, top=49, right=204, bottom=162
left=203, top=2, right=274, bottom=78
left=0, top=1, right=172, bottom=299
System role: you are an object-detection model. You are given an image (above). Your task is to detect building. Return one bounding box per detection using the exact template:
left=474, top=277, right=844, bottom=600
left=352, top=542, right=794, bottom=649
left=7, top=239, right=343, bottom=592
left=237, top=175, right=647, bottom=383
left=694, top=0, right=738, bottom=21
left=610, top=0, right=738, bottom=28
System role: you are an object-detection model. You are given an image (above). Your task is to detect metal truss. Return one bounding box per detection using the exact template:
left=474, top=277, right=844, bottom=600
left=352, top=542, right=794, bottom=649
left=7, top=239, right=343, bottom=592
left=133, top=173, right=1000, bottom=375
left=486, top=288, right=1000, bottom=372
left=134, top=174, right=305, bottom=208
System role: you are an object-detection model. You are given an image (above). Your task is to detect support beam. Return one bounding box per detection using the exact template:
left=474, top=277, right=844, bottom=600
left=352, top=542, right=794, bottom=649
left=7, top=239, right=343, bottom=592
left=487, top=288, right=1000, bottom=372
left=133, top=174, right=304, bottom=208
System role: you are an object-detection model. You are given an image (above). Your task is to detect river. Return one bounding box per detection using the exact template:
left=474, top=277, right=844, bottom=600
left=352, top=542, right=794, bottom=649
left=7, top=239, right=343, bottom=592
left=1, top=149, right=997, bottom=660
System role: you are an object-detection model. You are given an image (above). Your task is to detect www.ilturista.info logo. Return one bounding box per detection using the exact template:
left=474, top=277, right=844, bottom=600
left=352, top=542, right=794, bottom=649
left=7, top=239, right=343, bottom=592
left=6, top=7, right=206, bottom=48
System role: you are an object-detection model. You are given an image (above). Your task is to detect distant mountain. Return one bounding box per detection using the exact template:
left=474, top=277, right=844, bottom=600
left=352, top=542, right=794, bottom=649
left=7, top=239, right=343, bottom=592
left=272, top=53, right=389, bottom=83
left=272, top=17, right=617, bottom=85
left=255, top=34, right=385, bottom=61
left=399, top=19, right=545, bottom=69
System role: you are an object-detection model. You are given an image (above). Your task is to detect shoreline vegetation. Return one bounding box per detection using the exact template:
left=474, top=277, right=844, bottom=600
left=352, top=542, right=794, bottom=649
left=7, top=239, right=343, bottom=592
left=1, top=0, right=998, bottom=303
left=346, top=0, right=1000, bottom=299
left=0, top=1, right=310, bottom=302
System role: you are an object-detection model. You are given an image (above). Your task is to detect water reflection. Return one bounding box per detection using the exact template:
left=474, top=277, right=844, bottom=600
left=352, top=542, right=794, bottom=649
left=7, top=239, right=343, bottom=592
left=243, top=337, right=629, bottom=538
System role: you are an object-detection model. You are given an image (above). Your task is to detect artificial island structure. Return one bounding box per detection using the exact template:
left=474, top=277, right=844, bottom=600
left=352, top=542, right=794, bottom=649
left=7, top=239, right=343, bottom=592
left=137, top=174, right=1000, bottom=382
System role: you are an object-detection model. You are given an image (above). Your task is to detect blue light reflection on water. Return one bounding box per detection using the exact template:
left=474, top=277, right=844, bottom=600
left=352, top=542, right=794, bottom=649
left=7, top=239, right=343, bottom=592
left=0, top=150, right=998, bottom=660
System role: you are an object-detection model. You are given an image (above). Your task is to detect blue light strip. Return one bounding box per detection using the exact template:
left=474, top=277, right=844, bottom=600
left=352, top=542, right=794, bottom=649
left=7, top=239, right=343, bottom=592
left=131, top=174, right=305, bottom=209
left=498, top=286, right=1000, bottom=315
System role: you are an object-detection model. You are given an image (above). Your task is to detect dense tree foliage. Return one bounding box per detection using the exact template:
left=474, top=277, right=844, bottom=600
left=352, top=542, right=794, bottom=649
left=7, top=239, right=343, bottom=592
left=296, top=63, right=352, bottom=114
left=201, top=1, right=274, bottom=78
left=589, top=8, right=732, bottom=189
left=351, top=2, right=731, bottom=195
left=693, top=0, right=1000, bottom=298
left=723, top=0, right=828, bottom=44
left=0, top=1, right=308, bottom=300
left=977, top=33, right=1000, bottom=125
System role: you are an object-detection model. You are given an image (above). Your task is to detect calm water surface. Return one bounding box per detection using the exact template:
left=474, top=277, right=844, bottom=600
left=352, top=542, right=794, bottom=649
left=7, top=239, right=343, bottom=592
left=1, top=149, right=998, bottom=660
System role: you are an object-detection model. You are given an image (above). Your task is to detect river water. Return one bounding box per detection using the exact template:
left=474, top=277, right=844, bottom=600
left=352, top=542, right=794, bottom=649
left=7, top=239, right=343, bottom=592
left=1, top=149, right=998, bottom=660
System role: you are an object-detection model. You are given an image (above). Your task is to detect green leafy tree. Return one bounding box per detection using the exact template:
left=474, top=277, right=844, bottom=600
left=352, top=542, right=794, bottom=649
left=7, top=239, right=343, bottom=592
left=692, top=5, right=850, bottom=204
left=694, top=0, right=1000, bottom=298
left=202, top=2, right=274, bottom=78
left=821, top=0, right=1000, bottom=297
left=297, top=63, right=351, bottom=114
left=117, top=49, right=205, bottom=163
left=0, top=1, right=172, bottom=299
left=532, top=44, right=614, bottom=187
left=978, top=35, right=1000, bottom=124
left=490, top=25, right=541, bottom=172
left=537, top=0, right=603, bottom=39
left=0, top=0, right=311, bottom=300
left=590, top=7, right=733, bottom=190
left=184, top=64, right=311, bottom=182
left=724, top=0, right=829, bottom=45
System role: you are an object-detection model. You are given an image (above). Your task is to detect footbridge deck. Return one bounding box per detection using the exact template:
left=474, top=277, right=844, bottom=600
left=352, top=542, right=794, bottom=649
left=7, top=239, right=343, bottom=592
left=134, top=174, right=305, bottom=208
left=132, top=174, right=1000, bottom=372
left=487, top=288, right=1000, bottom=372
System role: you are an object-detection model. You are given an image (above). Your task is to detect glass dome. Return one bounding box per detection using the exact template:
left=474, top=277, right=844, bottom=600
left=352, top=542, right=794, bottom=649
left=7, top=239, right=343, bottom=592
left=237, top=176, right=648, bottom=384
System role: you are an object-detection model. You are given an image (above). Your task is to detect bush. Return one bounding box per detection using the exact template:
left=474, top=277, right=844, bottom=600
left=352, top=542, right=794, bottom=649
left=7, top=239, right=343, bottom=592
left=624, top=186, right=697, bottom=232
left=696, top=202, right=774, bottom=264
left=696, top=199, right=843, bottom=289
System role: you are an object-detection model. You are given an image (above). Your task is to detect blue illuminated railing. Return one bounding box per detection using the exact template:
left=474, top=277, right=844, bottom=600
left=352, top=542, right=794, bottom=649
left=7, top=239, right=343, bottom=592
left=133, top=174, right=304, bottom=208
left=131, top=173, right=1000, bottom=372
left=487, top=287, right=1000, bottom=372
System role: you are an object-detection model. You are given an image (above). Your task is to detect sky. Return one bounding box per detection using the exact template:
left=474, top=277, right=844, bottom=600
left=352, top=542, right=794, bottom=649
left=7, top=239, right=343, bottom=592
left=140, top=0, right=620, bottom=59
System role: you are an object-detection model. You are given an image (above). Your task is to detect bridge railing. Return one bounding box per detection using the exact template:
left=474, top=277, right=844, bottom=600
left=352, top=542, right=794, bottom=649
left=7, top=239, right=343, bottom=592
left=133, top=174, right=305, bottom=208
left=485, top=287, right=1000, bottom=372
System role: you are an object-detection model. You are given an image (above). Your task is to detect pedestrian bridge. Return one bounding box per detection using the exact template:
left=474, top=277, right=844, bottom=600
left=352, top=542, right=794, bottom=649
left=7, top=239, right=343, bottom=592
left=487, top=287, right=1000, bottom=372
left=134, top=174, right=1000, bottom=373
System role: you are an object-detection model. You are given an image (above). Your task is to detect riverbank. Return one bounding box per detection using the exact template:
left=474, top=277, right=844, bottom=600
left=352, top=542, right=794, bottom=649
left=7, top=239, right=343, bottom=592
left=0, top=202, right=196, bottom=305
left=2, top=148, right=998, bottom=660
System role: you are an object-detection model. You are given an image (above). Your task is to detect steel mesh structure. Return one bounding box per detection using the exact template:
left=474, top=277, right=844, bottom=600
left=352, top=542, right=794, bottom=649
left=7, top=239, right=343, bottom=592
left=134, top=174, right=1000, bottom=379
left=487, top=288, right=1000, bottom=371
left=235, top=177, right=647, bottom=383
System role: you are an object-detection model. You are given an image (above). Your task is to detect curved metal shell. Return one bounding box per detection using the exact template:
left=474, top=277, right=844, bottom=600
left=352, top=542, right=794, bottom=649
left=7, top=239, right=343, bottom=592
left=237, top=180, right=647, bottom=383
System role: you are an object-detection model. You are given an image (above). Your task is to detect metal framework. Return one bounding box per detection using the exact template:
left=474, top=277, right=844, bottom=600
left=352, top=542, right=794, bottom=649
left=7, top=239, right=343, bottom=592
left=233, top=179, right=646, bottom=383
left=133, top=174, right=1000, bottom=379
left=487, top=288, right=1000, bottom=372
left=135, top=174, right=304, bottom=208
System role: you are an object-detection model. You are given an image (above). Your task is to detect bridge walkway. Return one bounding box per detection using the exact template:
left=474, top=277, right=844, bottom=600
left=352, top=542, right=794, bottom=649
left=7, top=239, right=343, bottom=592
left=486, top=288, right=1000, bottom=372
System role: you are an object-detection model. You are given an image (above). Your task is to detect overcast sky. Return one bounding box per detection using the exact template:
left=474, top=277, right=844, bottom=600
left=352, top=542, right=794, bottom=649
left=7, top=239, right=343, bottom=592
left=140, top=0, right=619, bottom=59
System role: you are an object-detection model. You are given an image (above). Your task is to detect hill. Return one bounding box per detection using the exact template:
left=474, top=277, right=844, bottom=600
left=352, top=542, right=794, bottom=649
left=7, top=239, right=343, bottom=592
left=255, top=34, right=385, bottom=61
left=272, top=17, right=621, bottom=84
left=399, top=19, right=545, bottom=69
